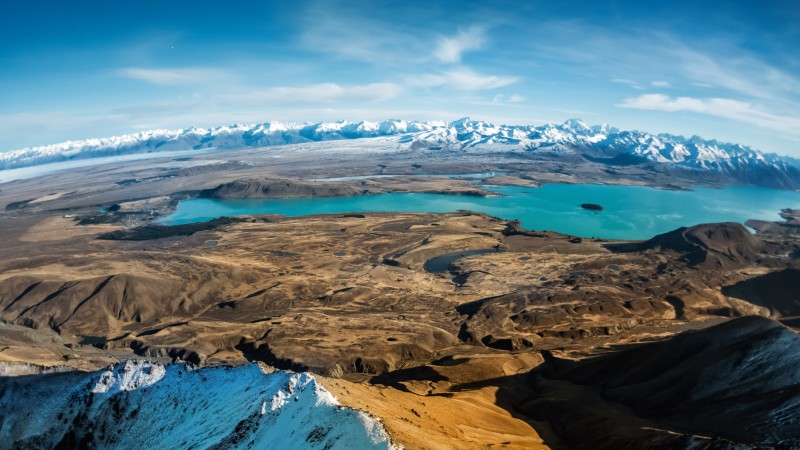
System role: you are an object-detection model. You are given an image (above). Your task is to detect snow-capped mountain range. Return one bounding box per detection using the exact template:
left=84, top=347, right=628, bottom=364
left=3, top=118, right=799, bottom=188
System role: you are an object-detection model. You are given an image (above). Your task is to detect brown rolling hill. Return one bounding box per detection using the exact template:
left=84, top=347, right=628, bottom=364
left=606, top=222, right=763, bottom=269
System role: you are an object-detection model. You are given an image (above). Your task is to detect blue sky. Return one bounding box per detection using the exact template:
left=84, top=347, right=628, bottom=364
left=1, top=0, right=799, bottom=155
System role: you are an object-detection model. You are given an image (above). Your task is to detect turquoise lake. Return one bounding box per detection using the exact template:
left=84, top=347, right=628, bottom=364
left=160, top=184, right=800, bottom=240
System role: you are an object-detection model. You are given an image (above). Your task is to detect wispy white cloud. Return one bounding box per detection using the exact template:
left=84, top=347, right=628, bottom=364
left=462, top=93, right=526, bottom=108
left=494, top=94, right=525, bottom=103
left=299, top=1, right=427, bottom=64
left=298, top=0, right=497, bottom=75
left=529, top=22, right=800, bottom=103
left=610, top=78, right=644, bottom=90
left=523, top=21, right=800, bottom=149
left=618, top=94, right=800, bottom=138
left=407, top=68, right=518, bottom=90
left=221, top=82, right=402, bottom=105
left=673, top=44, right=800, bottom=103
left=619, top=94, right=714, bottom=112
left=118, top=67, right=233, bottom=85
left=434, top=26, right=486, bottom=63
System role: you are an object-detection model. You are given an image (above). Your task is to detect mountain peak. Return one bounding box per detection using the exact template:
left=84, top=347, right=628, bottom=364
left=449, top=117, right=472, bottom=127
left=562, top=118, right=590, bottom=130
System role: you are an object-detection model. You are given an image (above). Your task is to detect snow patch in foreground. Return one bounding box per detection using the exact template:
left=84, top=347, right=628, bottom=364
left=0, top=361, right=400, bottom=449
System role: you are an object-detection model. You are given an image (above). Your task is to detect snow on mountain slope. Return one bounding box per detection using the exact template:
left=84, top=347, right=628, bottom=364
left=0, top=120, right=439, bottom=170
left=0, top=360, right=398, bottom=450
left=2, top=118, right=798, bottom=189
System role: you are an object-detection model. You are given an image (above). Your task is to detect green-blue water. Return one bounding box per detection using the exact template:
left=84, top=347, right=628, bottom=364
left=161, top=184, right=800, bottom=240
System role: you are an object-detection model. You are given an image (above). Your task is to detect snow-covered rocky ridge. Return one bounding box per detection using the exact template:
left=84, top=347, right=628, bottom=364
left=0, top=360, right=398, bottom=449
left=2, top=118, right=799, bottom=188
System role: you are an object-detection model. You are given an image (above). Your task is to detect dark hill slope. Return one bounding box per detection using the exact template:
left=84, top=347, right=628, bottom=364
left=723, top=268, right=800, bottom=318
left=525, top=317, right=800, bottom=449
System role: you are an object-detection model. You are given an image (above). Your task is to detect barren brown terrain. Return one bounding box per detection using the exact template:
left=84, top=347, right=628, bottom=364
left=1, top=148, right=799, bottom=449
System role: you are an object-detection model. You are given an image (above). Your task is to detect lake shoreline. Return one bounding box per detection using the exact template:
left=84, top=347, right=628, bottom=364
left=158, top=183, right=800, bottom=240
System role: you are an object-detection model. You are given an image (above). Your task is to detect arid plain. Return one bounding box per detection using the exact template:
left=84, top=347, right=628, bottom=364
left=1, top=143, right=799, bottom=449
